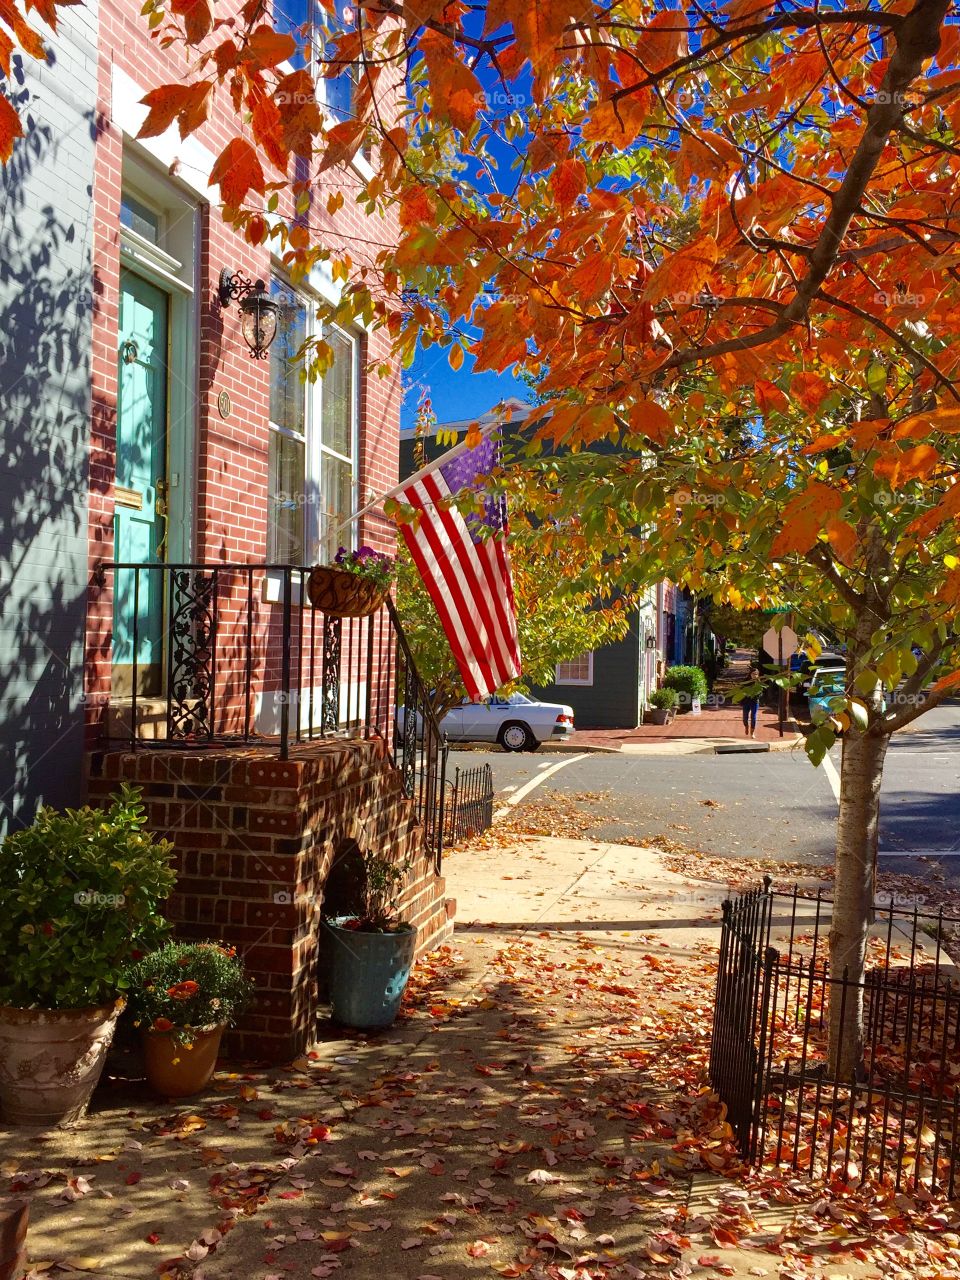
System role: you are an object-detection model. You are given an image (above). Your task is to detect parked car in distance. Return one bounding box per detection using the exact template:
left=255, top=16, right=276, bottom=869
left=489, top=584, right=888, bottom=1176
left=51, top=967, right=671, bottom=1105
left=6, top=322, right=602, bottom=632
left=798, top=653, right=846, bottom=695
left=441, top=694, right=575, bottom=752
left=807, top=669, right=848, bottom=725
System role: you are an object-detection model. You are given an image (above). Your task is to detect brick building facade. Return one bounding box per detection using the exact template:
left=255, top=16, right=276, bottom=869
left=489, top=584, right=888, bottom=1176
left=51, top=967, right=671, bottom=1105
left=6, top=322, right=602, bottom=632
left=2, top=3, right=452, bottom=1059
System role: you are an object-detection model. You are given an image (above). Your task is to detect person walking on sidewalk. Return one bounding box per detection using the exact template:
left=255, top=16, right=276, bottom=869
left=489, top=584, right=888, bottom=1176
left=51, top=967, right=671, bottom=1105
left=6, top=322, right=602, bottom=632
left=741, top=668, right=761, bottom=738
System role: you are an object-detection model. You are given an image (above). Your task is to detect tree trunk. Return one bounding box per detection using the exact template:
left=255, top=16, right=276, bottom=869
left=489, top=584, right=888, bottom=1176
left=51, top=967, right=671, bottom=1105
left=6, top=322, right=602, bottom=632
left=829, top=728, right=888, bottom=1079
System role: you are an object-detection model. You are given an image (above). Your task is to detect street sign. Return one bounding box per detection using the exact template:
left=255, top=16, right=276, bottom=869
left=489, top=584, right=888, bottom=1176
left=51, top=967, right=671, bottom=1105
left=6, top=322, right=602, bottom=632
left=762, top=625, right=797, bottom=663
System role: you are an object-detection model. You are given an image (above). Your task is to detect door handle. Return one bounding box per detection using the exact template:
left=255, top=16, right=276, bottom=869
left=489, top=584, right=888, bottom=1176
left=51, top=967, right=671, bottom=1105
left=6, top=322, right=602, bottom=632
left=155, top=477, right=168, bottom=518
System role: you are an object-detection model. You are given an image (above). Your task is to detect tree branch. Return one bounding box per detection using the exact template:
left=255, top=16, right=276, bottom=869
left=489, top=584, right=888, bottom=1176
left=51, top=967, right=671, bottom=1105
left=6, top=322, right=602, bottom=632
left=661, top=0, right=951, bottom=374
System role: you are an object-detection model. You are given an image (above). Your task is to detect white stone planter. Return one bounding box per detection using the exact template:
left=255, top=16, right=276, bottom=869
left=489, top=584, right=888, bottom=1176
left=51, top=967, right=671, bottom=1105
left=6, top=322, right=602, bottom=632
left=0, top=1000, right=124, bottom=1128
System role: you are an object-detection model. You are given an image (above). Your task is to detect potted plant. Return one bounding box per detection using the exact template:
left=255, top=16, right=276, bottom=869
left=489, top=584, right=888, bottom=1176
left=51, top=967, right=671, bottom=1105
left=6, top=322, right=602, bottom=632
left=648, top=687, right=679, bottom=725
left=122, top=942, right=250, bottom=1098
left=0, top=784, right=175, bottom=1128
left=661, top=664, right=709, bottom=712
left=307, top=545, right=395, bottom=617
left=322, top=853, right=416, bottom=1030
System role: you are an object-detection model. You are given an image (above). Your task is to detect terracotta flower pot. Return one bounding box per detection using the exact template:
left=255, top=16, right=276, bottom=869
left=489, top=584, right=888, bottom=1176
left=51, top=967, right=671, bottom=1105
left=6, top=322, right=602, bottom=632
left=306, top=565, right=389, bottom=617
left=0, top=1000, right=124, bottom=1128
left=141, top=1023, right=225, bottom=1098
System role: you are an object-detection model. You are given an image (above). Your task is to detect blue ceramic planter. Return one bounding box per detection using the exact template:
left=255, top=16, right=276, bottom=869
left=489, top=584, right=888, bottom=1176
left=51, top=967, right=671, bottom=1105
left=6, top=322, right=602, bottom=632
left=324, top=918, right=417, bottom=1029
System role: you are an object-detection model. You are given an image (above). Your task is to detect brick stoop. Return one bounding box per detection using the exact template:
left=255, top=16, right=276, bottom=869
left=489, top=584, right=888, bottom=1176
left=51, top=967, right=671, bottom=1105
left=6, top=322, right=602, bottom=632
left=86, top=738, right=453, bottom=1062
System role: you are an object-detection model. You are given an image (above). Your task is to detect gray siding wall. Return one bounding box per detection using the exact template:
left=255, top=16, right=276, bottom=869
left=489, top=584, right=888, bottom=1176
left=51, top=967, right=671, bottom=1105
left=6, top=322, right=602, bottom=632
left=0, top=14, right=98, bottom=828
left=533, top=625, right=642, bottom=729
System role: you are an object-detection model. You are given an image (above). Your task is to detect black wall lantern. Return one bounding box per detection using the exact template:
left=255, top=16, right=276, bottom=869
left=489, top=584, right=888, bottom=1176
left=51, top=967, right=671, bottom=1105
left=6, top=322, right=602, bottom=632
left=218, top=269, right=280, bottom=360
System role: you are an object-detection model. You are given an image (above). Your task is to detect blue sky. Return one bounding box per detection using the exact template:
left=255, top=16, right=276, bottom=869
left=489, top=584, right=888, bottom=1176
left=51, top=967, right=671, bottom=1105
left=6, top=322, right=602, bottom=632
left=399, top=18, right=536, bottom=430
left=401, top=348, right=531, bottom=428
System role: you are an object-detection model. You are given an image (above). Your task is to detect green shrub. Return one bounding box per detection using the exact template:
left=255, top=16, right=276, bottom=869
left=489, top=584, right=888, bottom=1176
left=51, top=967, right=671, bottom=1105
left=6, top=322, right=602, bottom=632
left=649, top=687, right=679, bottom=710
left=662, top=665, right=709, bottom=707
left=123, top=942, right=251, bottom=1045
left=0, top=784, right=176, bottom=1010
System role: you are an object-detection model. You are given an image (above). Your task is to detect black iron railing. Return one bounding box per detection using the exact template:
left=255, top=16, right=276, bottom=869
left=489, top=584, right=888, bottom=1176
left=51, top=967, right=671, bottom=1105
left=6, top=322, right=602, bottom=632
left=711, top=882, right=960, bottom=1193
left=444, top=763, right=494, bottom=846
left=94, top=562, right=448, bottom=862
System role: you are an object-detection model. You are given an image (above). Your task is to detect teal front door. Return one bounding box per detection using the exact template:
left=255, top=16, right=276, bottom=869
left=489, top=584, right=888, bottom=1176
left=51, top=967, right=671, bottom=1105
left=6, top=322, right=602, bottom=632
left=113, top=270, right=169, bottom=696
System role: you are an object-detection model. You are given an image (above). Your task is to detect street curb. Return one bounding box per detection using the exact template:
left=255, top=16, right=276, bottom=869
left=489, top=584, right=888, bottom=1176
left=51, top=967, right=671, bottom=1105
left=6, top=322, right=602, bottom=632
left=451, top=733, right=806, bottom=758
left=536, top=732, right=805, bottom=757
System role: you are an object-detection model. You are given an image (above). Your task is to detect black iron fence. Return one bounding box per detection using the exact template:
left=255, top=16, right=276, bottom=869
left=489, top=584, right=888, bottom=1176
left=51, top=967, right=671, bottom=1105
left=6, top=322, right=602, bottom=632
left=711, top=881, right=960, bottom=1193
left=444, top=763, right=495, bottom=846
left=93, top=562, right=448, bottom=861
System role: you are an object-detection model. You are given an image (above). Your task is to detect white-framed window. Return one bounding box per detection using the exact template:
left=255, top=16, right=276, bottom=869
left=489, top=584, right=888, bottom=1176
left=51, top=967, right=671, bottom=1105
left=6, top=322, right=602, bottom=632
left=273, top=0, right=358, bottom=122
left=555, top=653, right=594, bottom=686
left=267, top=273, right=359, bottom=565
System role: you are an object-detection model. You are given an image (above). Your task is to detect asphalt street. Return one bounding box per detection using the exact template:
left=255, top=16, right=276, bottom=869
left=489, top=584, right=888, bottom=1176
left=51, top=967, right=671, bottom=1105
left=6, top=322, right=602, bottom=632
left=452, top=702, right=960, bottom=881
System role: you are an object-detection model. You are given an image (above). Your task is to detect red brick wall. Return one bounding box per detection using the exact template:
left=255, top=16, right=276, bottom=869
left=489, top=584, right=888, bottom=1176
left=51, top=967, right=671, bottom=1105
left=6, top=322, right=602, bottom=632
left=83, top=3, right=403, bottom=742
left=87, top=740, right=452, bottom=1062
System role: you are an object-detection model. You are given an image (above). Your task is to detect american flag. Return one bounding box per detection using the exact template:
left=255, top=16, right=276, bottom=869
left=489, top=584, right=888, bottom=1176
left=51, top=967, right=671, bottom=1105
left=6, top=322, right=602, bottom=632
left=396, top=431, right=521, bottom=700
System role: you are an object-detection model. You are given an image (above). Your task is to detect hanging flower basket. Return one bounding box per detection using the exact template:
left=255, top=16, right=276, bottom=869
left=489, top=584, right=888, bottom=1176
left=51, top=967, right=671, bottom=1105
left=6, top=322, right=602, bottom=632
left=306, top=565, right=389, bottom=617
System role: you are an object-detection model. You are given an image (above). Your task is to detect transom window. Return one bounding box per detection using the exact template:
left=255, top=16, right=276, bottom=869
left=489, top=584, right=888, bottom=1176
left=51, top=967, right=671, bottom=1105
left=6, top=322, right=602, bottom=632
left=555, top=653, right=594, bottom=686
left=120, top=191, right=162, bottom=245
left=267, top=274, right=358, bottom=565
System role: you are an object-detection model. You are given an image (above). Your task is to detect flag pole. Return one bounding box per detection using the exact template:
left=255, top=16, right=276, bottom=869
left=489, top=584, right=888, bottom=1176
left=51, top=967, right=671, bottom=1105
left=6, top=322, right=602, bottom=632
left=329, top=421, right=500, bottom=544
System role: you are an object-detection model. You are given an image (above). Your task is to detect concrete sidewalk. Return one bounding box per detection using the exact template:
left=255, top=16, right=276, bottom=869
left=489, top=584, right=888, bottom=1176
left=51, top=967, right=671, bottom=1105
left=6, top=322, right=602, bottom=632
left=2, top=838, right=951, bottom=1279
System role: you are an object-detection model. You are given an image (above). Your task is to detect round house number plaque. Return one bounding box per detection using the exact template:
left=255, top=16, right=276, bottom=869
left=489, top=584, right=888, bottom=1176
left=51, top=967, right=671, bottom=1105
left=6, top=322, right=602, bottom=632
left=217, top=390, right=232, bottom=419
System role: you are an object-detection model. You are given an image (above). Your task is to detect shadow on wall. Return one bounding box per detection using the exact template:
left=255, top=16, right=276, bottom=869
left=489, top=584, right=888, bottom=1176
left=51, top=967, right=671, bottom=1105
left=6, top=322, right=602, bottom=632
left=0, top=51, right=98, bottom=829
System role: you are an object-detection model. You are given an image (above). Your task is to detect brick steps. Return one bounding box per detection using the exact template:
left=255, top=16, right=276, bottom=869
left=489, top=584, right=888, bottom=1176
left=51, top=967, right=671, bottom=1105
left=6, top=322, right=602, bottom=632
left=87, top=737, right=452, bottom=1062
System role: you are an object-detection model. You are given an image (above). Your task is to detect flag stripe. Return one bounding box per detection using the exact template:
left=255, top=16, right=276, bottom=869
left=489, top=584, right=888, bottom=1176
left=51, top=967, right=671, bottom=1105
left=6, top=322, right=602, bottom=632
left=472, top=530, right=521, bottom=677
left=419, top=473, right=517, bottom=686
left=491, top=535, right=521, bottom=669
left=403, top=481, right=498, bottom=696
left=400, top=521, right=486, bottom=700
left=394, top=442, right=521, bottom=700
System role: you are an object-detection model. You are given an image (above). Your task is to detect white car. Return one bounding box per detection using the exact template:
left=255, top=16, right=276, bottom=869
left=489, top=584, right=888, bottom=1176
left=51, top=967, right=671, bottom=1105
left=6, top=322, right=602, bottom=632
left=441, top=694, right=575, bottom=752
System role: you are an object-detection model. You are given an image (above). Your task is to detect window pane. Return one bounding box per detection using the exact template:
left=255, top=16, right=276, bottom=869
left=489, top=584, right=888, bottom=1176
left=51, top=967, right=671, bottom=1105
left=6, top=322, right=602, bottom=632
left=270, top=277, right=307, bottom=436
left=120, top=193, right=160, bottom=243
left=320, top=454, right=353, bottom=560
left=317, top=8, right=356, bottom=121
left=556, top=654, right=592, bottom=684
left=273, top=0, right=310, bottom=67
left=268, top=430, right=305, bottom=563
left=321, top=329, right=354, bottom=457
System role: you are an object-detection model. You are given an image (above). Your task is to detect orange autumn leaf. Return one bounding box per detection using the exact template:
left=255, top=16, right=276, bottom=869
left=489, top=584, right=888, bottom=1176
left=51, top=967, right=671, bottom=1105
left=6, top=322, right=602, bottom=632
left=398, top=184, right=435, bottom=232
left=0, top=91, right=24, bottom=163
left=874, top=443, right=940, bottom=488
left=824, top=516, right=858, bottom=565
left=169, top=0, right=213, bottom=45
left=790, top=371, right=833, bottom=414
left=802, top=432, right=845, bottom=455
left=892, top=406, right=960, bottom=439
left=139, top=83, right=212, bottom=141
left=754, top=379, right=789, bottom=417
left=629, top=398, right=673, bottom=444
left=642, top=236, right=718, bottom=305
left=551, top=157, right=587, bottom=212
left=907, top=479, right=960, bottom=535
left=210, top=137, right=265, bottom=206
left=316, top=118, right=367, bottom=173
left=770, top=483, right=844, bottom=557
left=420, top=30, right=482, bottom=131
left=243, top=24, right=296, bottom=68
